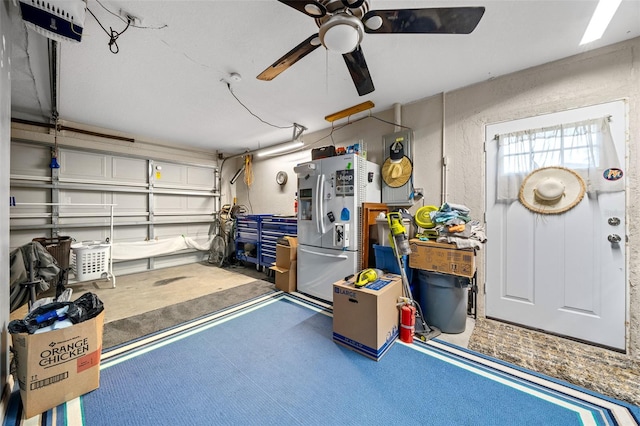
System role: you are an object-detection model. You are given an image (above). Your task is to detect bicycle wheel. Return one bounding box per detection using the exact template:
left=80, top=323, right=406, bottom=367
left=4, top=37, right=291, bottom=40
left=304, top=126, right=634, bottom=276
left=208, top=235, right=227, bottom=267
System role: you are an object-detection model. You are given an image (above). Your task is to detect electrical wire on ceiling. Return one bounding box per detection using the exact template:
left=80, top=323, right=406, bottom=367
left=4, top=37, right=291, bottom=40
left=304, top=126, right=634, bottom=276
left=217, top=93, right=411, bottom=158
left=303, top=114, right=412, bottom=151
left=88, top=0, right=168, bottom=54
left=326, top=114, right=411, bottom=146
left=370, top=115, right=412, bottom=130
left=224, top=83, right=293, bottom=130
left=94, top=0, right=167, bottom=30
left=87, top=8, right=131, bottom=54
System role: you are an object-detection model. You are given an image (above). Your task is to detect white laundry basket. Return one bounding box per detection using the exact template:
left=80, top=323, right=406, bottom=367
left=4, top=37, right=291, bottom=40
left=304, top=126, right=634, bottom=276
left=72, top=241, right=111, bottom=281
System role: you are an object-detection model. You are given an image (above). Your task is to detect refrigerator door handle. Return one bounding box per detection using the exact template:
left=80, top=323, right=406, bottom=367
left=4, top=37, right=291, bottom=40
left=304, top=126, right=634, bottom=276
left=316, top=174, right=327, bottom=235
left=314, top=174, right=321, bottom=234
left=300, top=247, right=349, bottom=260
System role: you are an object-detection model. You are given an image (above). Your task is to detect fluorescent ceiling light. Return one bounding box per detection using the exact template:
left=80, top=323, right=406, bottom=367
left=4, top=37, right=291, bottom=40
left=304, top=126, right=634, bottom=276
left=257, top=141, right=304, bottom=157
left=230, top=165, right=245, bottom=184
left=580, top=0, right=622, bottom=45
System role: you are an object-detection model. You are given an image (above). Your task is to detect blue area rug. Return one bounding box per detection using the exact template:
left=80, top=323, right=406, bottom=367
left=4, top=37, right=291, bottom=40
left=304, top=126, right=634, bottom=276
left=4, top=292, right=639, bottom=425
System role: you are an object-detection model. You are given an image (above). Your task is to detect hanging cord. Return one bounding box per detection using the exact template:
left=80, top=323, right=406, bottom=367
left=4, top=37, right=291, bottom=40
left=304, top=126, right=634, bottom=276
left=225, top=83, right=293, bottom=130
left=244, top=155, right=254, bottom=187
left=94, top=0, right=165, bottom=28
left=85, top=1, right=168, bottom=53
left=299, top=113, right=411, bottom=152
left=87, top=7, right=131, bottom=54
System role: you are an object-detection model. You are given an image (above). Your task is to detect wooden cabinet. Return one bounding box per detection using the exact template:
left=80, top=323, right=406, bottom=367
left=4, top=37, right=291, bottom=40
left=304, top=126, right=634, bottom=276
left=361, top=203, right=388, bottom=270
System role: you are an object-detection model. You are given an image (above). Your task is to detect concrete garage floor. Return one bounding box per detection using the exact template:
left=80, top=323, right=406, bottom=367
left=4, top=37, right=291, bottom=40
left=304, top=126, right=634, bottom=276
left=89, top=262, right=475, bottom=348
left=67, top=262, right=268, bottom=323
left=12, top=261, right=475, bottom=348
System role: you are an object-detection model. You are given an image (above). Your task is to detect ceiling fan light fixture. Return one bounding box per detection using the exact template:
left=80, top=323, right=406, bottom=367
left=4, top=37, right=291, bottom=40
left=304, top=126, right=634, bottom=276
left=319, top=14, right=364, bottom=54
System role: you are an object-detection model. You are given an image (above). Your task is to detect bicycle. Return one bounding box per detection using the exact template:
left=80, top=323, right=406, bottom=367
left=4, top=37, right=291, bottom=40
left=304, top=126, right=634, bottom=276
left=208, top=211, right=229, bottom=267
left=208, top=204, right=246, bottom=267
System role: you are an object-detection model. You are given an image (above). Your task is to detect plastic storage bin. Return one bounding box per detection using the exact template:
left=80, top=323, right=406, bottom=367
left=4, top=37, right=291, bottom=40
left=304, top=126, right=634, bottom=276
left=72, top=241, right=111, bottom=281
left=417, top=270, right=470, bottom=334
left=373, top=244, right=413, bottom=284
left=375, top=216, right=412, bottom=247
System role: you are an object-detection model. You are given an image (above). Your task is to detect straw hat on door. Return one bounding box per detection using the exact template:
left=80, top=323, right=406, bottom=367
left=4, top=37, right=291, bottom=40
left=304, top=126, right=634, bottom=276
left=519, top=166, right=586, bottom=214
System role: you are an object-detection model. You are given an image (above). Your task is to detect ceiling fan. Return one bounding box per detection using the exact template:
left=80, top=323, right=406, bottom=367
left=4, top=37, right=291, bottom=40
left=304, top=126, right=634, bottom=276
left=257, top=0, right=485, bottom=96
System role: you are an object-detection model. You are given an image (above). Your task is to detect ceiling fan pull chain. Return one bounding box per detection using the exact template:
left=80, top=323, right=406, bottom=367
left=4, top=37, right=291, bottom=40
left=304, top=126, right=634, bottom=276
left=325, top=49, right=329, bottom=95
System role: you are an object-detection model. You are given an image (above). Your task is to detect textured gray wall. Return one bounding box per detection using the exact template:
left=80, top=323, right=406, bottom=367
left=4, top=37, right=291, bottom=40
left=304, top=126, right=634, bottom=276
left=444, top=38, right=639, bottom=358
left=243, top=37, right=640, bottom=359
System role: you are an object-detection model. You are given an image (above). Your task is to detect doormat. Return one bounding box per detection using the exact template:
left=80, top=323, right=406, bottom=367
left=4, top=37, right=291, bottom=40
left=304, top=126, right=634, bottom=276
left=470, top=317, right=640, bottom=407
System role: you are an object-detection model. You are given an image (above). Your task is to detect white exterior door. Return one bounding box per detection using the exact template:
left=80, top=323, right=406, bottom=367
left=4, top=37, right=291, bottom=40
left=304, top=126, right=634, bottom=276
left=485, top=101, right=627, bottom=350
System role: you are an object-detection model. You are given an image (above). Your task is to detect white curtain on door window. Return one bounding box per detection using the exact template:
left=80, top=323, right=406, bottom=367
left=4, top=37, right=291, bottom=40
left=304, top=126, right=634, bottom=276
left=495, top=117, right=623, bottom=202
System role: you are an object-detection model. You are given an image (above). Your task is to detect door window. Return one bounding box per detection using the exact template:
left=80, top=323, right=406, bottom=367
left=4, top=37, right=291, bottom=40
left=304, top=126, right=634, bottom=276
left=495, top=117, right=623, bottom=202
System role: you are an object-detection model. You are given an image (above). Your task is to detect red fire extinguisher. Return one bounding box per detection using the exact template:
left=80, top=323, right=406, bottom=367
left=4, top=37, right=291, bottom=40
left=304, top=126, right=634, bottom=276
left=400, top=304, right=416, bottom=343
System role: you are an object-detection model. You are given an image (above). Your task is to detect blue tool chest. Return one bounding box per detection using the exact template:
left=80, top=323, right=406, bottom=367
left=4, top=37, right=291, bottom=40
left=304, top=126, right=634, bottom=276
left=235, top=214, right=297, bottom=267
left=259, top=216, right=297, bottom=267
left=235, top=214, right=270, bottom=265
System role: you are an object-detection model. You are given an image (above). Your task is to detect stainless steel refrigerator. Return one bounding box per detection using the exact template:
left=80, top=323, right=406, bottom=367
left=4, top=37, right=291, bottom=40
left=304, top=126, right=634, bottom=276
left=294, top=154, right=381, bottom=302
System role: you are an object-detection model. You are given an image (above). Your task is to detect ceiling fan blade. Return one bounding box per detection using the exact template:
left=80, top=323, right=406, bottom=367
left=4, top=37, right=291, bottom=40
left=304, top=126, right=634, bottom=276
left=363, top=7, right=485, bottom=34
left=342, top=46, right=374, bottom=96
left=277, top=0, right=327, bottom=18
left=257, top=33, right=321, bottom=81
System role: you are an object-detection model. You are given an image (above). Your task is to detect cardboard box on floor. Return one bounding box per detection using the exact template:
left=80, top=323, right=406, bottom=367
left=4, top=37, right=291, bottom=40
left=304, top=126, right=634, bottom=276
left=408, top=239, right=476, bottom=278
left=11, top=311, right=105, bottom=418
left=332, top=273, right=402, bottom=361
left=270, top=236, right=297, bottom=292
left=272, top=260, right=297, bottom=293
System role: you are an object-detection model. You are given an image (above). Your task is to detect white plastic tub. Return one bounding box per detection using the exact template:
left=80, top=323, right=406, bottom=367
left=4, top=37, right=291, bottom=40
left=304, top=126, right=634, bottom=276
left=72, top=242, right=111, bottom=281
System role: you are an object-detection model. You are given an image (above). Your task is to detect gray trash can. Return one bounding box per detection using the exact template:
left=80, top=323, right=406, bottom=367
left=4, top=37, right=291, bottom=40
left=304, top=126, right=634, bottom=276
left=418, top=270, right=470, bottom=334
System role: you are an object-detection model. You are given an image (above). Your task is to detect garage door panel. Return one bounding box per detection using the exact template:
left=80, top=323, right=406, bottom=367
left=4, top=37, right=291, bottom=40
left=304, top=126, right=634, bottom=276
left=112, top=157, right=148, bottom=183
left=11, top=142, right=50, bottom=178
left=10, top=144, right=219, bottom=277
left=60, top=150, right=107, bottom=179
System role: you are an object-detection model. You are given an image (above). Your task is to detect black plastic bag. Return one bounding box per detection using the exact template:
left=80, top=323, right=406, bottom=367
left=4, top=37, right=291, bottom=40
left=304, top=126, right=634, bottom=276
left=73, top=292, right=104, bottom=322
left=8, top=292, right=104, bottom=335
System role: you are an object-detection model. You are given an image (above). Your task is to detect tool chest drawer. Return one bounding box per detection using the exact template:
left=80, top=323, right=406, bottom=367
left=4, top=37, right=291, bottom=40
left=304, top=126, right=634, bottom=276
left=259, top=216, right=297, bottom=267
left=235, top=214, right=272, bottom=265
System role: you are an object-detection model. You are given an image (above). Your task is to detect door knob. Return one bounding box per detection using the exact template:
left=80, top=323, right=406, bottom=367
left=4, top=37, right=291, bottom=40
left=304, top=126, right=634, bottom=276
left=608, top=234, right=622, bottom=244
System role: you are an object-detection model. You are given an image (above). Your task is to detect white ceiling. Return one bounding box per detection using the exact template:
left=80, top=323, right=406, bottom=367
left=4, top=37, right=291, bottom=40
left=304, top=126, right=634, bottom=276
left=10, top=0, right=640, bottom=156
